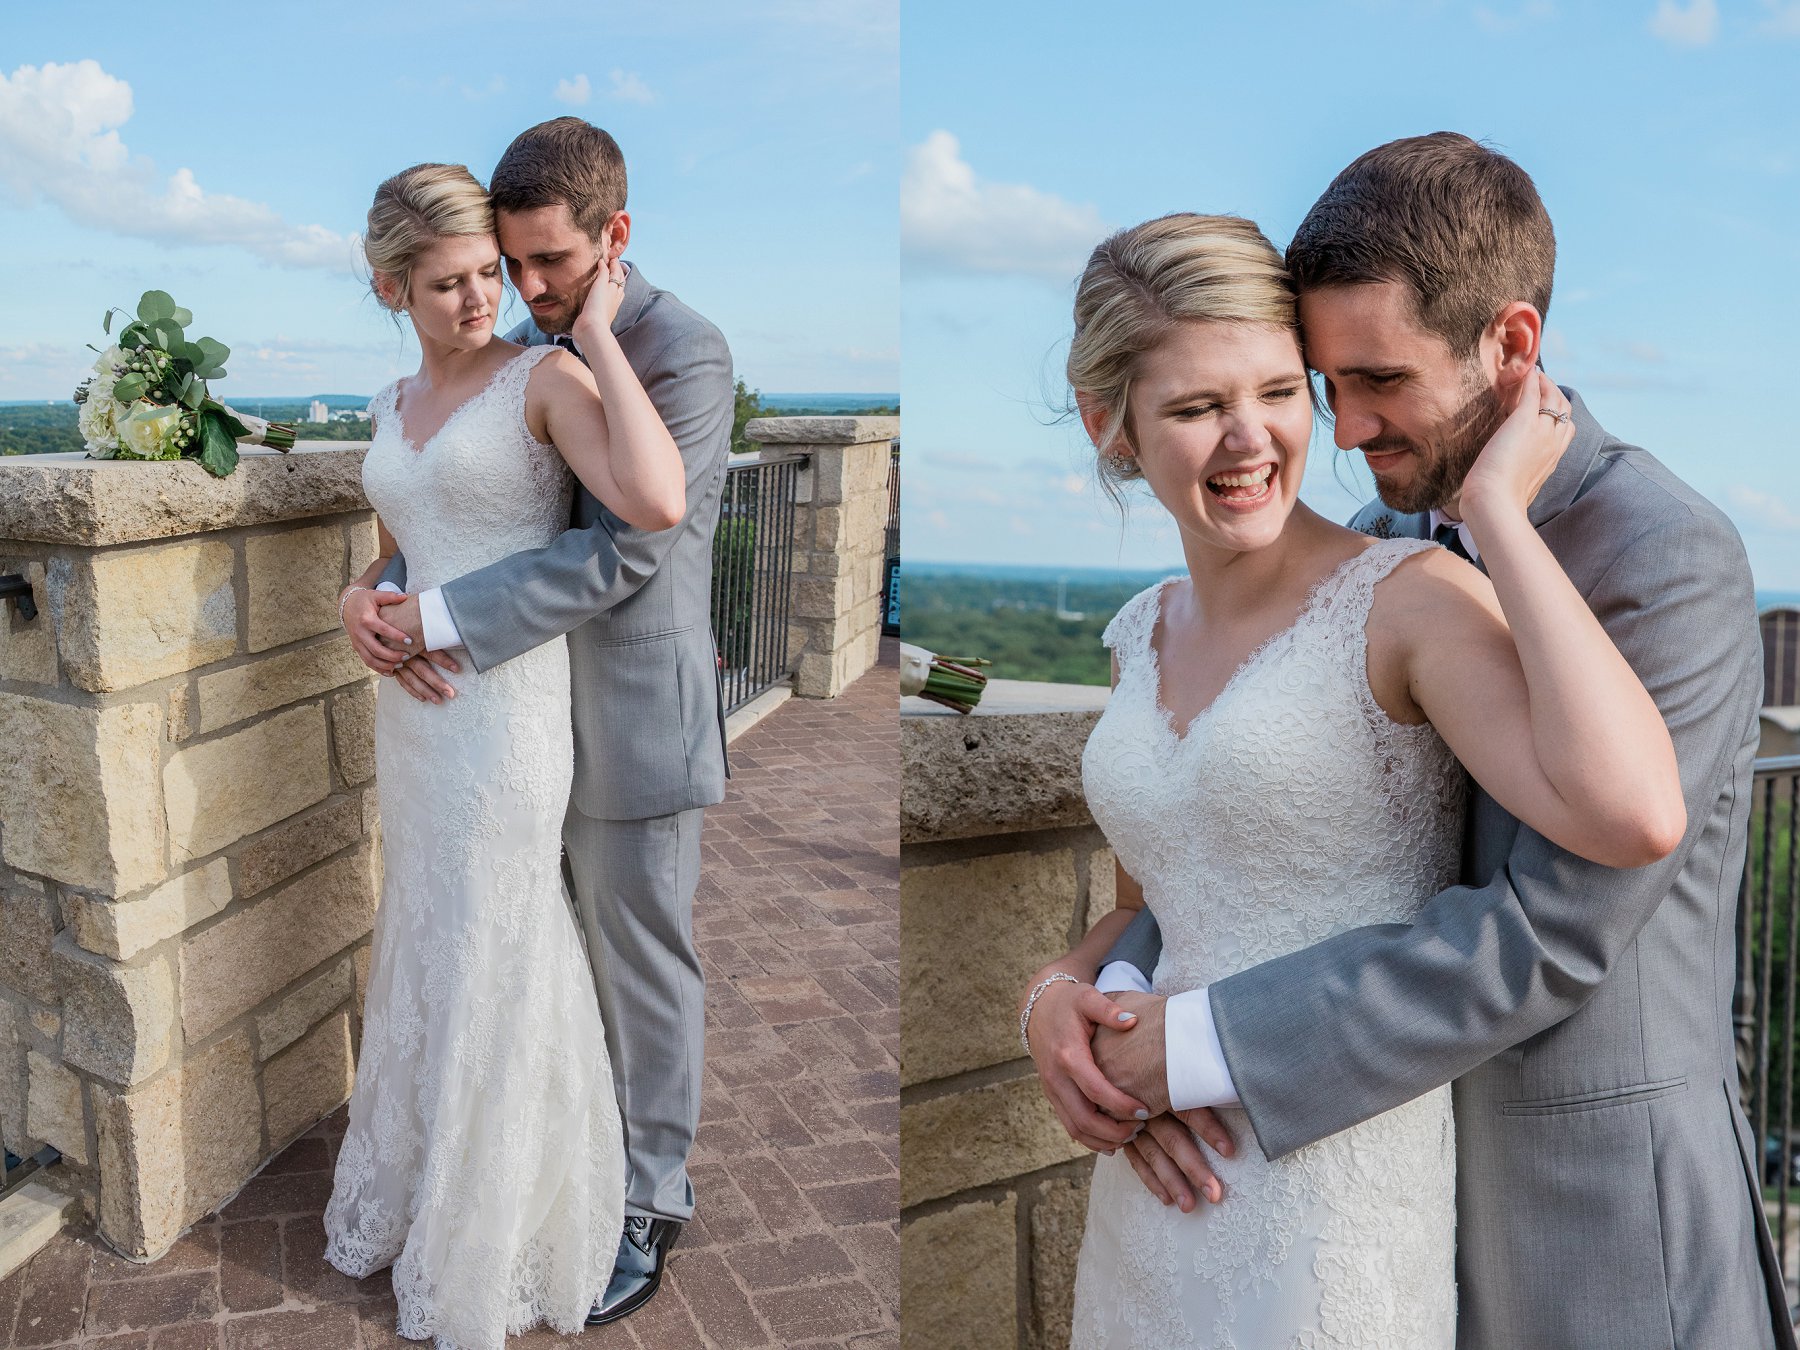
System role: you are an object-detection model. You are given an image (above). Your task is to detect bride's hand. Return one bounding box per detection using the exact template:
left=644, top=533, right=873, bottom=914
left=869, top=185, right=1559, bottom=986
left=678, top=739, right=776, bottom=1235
left=1456, top=369, right=1574, bottom=524
left=1123, top=1110, right=1234, bottom=1211
left=1023, top=976, right=1148, bottom=1153
left=572, top=252, right=628, bottom=340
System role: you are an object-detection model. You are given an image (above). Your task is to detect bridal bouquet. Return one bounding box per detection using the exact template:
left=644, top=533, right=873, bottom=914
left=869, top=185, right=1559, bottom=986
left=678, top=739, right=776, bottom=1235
left=899, top=643, right=990, bottom=713
left=74, top=290, right=295, bottom=478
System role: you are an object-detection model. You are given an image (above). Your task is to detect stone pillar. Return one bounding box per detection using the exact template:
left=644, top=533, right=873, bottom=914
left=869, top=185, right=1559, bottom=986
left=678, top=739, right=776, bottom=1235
left=0, top=446, right=379, bottom=1260
left=744, top=416, right=898, bottom=699
left=899, top=680, right=1113, bottom=1349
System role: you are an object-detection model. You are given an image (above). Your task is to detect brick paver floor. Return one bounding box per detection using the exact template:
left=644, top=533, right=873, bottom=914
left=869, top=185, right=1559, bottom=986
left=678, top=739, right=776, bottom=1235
left=1, top=641, right=899, bottom=1349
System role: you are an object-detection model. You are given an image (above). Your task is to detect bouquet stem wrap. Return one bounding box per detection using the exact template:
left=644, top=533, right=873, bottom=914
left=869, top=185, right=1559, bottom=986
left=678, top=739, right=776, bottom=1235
left=899, top=643, right=990, bottom=714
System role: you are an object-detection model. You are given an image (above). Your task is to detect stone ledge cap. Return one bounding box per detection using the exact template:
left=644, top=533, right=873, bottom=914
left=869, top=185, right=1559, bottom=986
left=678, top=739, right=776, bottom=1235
left=744, top=415, right=899, bottom=446
left=0, top=443, right=371, bottom=547
left=901, top=679, right=1108, bottom=843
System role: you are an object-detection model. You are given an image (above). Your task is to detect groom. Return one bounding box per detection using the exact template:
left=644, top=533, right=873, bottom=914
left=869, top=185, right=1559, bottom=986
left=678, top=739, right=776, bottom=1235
left=1030, top=133, right=1793, bottom=1349
left=350, top=117, right=732, bottom=1325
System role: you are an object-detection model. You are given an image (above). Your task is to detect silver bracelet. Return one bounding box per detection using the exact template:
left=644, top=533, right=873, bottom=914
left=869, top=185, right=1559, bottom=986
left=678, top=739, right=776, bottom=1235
left=338, top=585, right=369, bottom=626
left=1019, top=972, right=1081, bottom=1056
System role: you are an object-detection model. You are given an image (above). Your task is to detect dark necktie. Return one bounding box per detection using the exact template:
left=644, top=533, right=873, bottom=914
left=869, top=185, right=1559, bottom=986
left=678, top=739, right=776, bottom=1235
left=553, top=333, right=583, bottom=362
left=1433, top=521, right=1472, bottom=562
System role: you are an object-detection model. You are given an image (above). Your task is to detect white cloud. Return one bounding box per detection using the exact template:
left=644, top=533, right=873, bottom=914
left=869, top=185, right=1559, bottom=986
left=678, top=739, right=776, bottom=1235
left=1729, top=485, right=1800, bottom=532
left=608, top=69, right=655, bottom=105
left=0, top=60, right=353, bottom=272
left=1759, top=0, right=1800, bottom=34
left=554, top=74, right=592, bottom=106
left=902, top=130, right=1108, bottom=280
left=1649, top=0, right=1717, bottom=46
left=1473, top=0, right=1554, bottom=32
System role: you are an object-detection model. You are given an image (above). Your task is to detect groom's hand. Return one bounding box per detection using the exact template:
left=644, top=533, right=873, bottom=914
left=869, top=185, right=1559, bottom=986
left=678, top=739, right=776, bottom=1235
left=1091, top=990, right=1173, bottom=1116
left=1123, top=1110, right=1235, bottom=1211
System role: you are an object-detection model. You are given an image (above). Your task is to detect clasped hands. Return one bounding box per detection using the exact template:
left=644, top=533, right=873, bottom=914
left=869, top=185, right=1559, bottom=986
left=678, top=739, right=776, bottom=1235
left=1023, top=975, right=1236, bottom=1212
left=341, top=588, right=460, bottom=704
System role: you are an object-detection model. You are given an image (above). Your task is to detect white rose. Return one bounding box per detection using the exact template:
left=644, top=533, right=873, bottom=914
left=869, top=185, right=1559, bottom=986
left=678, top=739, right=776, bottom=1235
left=77, top=378, right=121, bottom=455
left=116, top=402, right=183, bottom=459
left=92, top=345, right=127, bottom=378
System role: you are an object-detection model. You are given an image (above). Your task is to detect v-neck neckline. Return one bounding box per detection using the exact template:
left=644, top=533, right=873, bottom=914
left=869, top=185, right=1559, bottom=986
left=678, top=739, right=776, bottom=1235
left=392, top=347, right=534, bottom=455
left=1144, top=545, right=1372, bottom=746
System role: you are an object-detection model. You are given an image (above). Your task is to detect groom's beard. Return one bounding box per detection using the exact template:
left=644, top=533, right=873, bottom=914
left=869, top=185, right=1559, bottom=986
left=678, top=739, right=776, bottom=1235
left=1365, top=367, right=1508, bottom=515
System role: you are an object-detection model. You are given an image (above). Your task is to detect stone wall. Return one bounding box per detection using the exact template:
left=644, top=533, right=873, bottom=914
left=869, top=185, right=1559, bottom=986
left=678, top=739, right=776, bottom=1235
left=0, top=446, right=378, bottom=1260
left=745, top=416, right=897, bottom=699
left=899, top=681, right=1112, bottom=1350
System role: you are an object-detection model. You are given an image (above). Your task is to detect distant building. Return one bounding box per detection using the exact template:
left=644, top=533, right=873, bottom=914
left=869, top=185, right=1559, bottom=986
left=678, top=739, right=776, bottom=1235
left=308, top=400, right=329, bottom=424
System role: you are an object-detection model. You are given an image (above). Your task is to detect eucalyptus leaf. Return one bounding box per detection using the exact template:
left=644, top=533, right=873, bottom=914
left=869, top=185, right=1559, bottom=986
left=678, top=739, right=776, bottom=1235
left=113, top=374, right=147, bottom=404
left=170, top=306, right=193, bottom=326
left=137, top=290, right=176, bottom=324
left=194, top=336, right=230, bottom=379
left=179, top=374, right=204, bottom=409
left=198, top=411, right=239, bottom=477
left=103, top=310, right=114, bottom=335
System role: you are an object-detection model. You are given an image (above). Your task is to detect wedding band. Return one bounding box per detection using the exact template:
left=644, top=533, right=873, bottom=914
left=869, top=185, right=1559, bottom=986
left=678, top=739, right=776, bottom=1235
left=1538, top=407, right=1571, bottom=425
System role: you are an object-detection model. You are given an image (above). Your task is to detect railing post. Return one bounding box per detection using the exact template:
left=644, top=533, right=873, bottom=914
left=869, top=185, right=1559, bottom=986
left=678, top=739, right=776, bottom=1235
left=743, top=416, right=899, bottom=699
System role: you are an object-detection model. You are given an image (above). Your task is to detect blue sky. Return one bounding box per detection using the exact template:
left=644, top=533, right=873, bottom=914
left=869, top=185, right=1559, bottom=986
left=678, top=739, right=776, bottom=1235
left=0, top=0, right=896, bottom=402
left=902, top=0, right=1800, bottom=590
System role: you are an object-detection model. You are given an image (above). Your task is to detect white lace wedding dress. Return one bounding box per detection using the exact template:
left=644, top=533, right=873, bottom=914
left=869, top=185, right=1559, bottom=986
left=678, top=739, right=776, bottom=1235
left=323, top=345, right=625, bottom=1349
left=1071, top=539, right=1466, bottom=1350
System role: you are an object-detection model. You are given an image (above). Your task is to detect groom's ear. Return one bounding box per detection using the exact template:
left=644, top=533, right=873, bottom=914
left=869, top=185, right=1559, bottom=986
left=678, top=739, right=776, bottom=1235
left=602, top=210, right=632, bottom=262
left=1487, top=301, right=1543, bottom=392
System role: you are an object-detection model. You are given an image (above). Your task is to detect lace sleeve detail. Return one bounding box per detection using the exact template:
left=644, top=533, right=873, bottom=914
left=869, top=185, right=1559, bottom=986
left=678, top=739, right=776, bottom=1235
left=1101, top=581, right=1171, bottom=662
left=367, top=380, right=399, bottom=435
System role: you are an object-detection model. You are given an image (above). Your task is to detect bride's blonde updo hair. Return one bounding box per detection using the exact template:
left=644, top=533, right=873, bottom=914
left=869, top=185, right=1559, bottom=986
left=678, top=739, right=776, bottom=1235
left=1068, top=213, right=1298, bottom=501
left=362, top=163, right=494, bottom=313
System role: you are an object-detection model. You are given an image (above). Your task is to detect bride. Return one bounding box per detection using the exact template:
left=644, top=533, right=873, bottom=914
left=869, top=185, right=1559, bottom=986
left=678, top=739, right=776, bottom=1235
left=1021, top=214, right=1686, bottom=1347
left=321, top=163, right=684, bottom=1349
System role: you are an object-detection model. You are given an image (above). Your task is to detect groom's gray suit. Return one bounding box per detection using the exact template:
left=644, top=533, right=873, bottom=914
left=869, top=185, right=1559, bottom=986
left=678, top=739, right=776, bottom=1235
left=1106, top=388, right=1793, bottom=1349
left=379, top=263, right=733, bottom=1224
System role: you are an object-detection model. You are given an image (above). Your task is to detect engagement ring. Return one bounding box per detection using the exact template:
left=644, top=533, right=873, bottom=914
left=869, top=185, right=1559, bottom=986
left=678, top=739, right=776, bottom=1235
left=1538, top=407, right=1571, bottom=425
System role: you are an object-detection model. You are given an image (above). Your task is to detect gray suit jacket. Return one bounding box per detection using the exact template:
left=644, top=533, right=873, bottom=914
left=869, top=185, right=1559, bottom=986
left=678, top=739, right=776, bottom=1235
left=1105, top=388, right=1791, bottom=1349
left=380, top=264, right=733, bottom=821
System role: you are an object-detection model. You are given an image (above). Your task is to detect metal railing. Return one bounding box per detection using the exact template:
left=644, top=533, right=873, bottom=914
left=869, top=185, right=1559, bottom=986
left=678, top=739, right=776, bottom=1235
left=883, top=441, right=900, bottom=636
left=711, top=450, right=805, bottom=715
left=1736, top=753, right=1800, bottom=1304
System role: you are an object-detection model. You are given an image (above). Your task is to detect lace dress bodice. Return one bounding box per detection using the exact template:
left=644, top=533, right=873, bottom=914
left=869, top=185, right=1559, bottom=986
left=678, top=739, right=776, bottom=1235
left=361, top=345, right=573, bottom=594
left=1071, top=538, right=1467, bottom=1350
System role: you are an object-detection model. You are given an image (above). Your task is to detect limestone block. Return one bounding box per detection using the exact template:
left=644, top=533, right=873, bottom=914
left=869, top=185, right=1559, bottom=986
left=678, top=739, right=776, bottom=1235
left=0, top=887, right=60, bottom=1005
left=901, top=850, right=1077, bottom=1086
left=235, top=794, right=363, bottom=899
left=166, top=683, right=193, bottom=742
left=361, top=784, right=381, bottom=837
left=793, top=572, right=853, bottom=623
left=93, top=1030, right=261, bottom=1259
left=261, top=1010, right=353, bottom=1149
left=352, top=944, right=371, bottom=1020
left=900, top=1075, right=1088, bottom=1208
left=793, top=649, right=836, bottom=700
left=1084, top=848, right=1117, bottom=932
left=0, top=694, right=166, bottom=895
left=900, top=1196, right=1017, bottom=1350
left=742, top=415, right=899, bottom=447
left=256, top=958, right=354, bottom=1061
left=61, top=860, right=233, bottom=962
left=330, top=680, right=377, bottom=785
left=26, top=1051, right=88, bottom=1164
left=52, top=935, right=174, bottom=1087
left=162, top=703, right=331, bottom=863
left=1029, top=1176, right=1092, bottom=1350
left=0, top=558, right=56, bottom=684
left=345, top=514, right=380, bottom=577
left=194, top=637, right=368, bottom=735
left=0, top=448, right=371, bottom=549
left=901, top=686, right=1108, bottom=843
left=0, top=999, right=29, bottom=1157
left=54, top=539, right=237, bottom=692
left=246, top=524, right=347, bottom=652
left=27, top=1007, right=58, bottom=1042
left=179, top=844, right=377, bottom=1042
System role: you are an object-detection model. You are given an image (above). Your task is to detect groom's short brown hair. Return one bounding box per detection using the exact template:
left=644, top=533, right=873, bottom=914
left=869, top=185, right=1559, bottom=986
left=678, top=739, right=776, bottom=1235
left=1286, top=132, right=1555, bottom=357
left=490, top=117, right=627, bottom=242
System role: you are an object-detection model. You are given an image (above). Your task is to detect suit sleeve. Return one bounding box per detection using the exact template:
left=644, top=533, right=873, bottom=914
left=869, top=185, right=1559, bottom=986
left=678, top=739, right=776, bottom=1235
left=1208, top=505, right=1762, bottom=1160
left=436, top=325, right=733, bottom=673
left=376, top=552, right=407, bottom=591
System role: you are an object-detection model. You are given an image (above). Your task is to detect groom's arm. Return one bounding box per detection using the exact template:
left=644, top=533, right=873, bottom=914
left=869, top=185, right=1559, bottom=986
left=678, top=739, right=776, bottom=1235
left=1198, top=506, right=1759, bottom=1160
left=429, top=323, right=732, bottom=672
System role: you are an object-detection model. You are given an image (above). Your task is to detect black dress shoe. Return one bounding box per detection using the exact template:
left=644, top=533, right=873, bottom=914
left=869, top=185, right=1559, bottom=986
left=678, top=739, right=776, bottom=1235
left=587, top=1216, right=681, bottom=1325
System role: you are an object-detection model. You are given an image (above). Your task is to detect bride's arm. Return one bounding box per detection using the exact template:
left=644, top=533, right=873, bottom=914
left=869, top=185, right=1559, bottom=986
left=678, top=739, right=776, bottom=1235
left=1386, top=372, right=1685, bottom=869
left=526, top=258, right=686, bottom=532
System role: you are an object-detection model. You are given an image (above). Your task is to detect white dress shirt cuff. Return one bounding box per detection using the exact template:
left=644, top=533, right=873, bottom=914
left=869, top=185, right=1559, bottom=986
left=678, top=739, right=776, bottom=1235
left=1165, top=987, right=1241, bottom=1111
left=416, top=587, right=465, bottom=653
left=1095, top=962, right=1154, bottom=996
